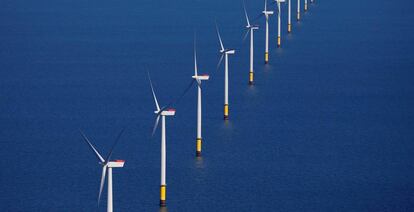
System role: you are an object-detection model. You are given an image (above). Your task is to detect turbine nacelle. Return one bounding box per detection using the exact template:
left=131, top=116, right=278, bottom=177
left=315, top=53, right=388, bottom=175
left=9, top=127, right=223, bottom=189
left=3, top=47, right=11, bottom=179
left=192, top=74, right=210, bottom=81
left=224, top=49, right=235, bottom=55
left=154, top=108, right=176, bottom=116
left=107, top=160, right=125, bottom=168
left=263, top=10, right=274, bottom=15
left=247, top=25, right=259, bottom=30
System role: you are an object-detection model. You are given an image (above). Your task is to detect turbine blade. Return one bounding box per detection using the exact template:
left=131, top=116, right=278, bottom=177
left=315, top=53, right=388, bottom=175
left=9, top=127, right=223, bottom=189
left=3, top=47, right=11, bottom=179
left=265, top=0, right=267, bottom=11
left=97, top=165, right=107, bottom=208
left=150, top=79, right=196, bottom=124
left=196, top=79, right=201, bottom=88
left=243, top=1, right=251, bottom=27
left=80, top=130, right=105, bottom=163
left=105, top=127, right=126, bottom=162
left=194, top=32, right=198, bottom=77
left=215, top=22, right=225, bottom=51
left=194, top=32, right=201, bottom=88
left=216, top=53, right=224, bottom=72
left=167, top=79, right=196, bottom=109
left=267, top=0, right=277, bottom=10
left=251, top=13, right=265, bottom=23
left=242, top=29, right=250, bottom=42
left=151, top=114, right=161, bottom=137
left=147, top=71, right=161, bottom=111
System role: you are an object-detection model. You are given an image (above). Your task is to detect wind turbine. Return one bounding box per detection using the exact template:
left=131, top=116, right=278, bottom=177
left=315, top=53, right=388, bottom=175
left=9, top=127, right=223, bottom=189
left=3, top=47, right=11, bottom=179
left=297, top=0, right=301, bottom=21
left=276, top=0, right=286, bottom=48
left=288, top=0, right=292, bottom=33
left=148, top=73, right=176, bottom=207
left=242, top=2, right=259, bottom=85
left=216, top=23, right=235, bottom=120
left=80, top=129, right=126, bottom=212
left=262, top=0, right=274, bottom=64
left=192, top=35, right=209, bottom=157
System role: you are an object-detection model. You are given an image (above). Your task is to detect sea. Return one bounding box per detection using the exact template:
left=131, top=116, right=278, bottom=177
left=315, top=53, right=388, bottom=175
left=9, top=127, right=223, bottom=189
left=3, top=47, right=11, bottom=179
left=1, top=0, right=414, bottom=211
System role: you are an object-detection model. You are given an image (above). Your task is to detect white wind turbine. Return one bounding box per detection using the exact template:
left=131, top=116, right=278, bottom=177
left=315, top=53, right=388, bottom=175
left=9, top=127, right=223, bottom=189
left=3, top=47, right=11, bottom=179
left=242, top=1, right=259, bottom=85
left=276, top=0, right=286, bottom=48
left=262, top=0, right=274, bottom=64
left=192, top=35, right=209, bottom=157
left=148, top=73, right=176, bottom=207
left=216, top=23, right=235, bottom=120
left=80, top=129, right=126, bottom=212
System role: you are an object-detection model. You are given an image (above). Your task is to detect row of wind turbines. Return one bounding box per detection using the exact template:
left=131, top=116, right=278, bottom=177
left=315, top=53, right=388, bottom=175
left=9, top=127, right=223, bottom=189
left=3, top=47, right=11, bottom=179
left=80, top=0, right=317, bottom=211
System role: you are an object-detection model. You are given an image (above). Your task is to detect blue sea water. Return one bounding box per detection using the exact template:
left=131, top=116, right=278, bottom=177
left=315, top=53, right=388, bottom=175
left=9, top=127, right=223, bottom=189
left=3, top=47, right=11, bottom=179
left=1, top=0, right=414, bottom=211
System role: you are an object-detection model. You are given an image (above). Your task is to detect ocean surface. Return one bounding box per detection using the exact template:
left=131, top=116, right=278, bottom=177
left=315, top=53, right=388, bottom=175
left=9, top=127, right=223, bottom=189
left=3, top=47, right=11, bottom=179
left=1, top=0, right=414, bottom=211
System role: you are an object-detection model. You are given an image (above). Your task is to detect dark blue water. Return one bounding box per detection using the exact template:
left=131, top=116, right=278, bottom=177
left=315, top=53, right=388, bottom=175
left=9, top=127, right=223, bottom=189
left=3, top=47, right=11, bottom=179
left=1, top=0, right=414, bottom=211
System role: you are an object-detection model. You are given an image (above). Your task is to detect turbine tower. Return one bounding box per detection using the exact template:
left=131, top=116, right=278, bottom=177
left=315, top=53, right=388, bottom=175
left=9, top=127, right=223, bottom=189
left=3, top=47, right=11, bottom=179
left=305, top=0, right=308, bottom=11
left=262, top=0, right=274, bottom=64
left=216, top=24, right=235, bottom=120
left=276, top=0, right=286, bottom=48
left=80, top=129, right=126, bottom=212
left=148, top=73, right=176, bottom=207
left=297, top=0, right=301, bottom=21
left=243, top=2, right=259, bottom=84
left=192, top=35, right=209, bottom=157
left=288, top=0, right=292, bottom=33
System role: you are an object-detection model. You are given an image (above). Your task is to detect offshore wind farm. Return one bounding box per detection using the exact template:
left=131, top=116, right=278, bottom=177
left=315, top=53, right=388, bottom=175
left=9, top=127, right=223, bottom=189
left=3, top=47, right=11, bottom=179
left=1, top=0, right=414, bottom=211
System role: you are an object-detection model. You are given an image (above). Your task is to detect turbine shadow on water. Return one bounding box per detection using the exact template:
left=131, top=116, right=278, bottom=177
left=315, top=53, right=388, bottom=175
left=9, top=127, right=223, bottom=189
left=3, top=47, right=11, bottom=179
left=219, top=120, right=235, bottom=143
left=159, top=207, right=168, bottom=212
left=246, top=85, right=258, bottom=96
left=194, top=156, right=204, bottom=169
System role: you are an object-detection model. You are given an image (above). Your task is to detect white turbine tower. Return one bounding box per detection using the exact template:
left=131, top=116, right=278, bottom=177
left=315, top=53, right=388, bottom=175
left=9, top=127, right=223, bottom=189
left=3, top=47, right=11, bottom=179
left=262, top=0, right=274, bottom=64
left=297, top=0, right=301, bottom=21
left=276, top=0, right=286, bottom=48
left=216, top=23, right=235, bottom=120
left=288, top=0, right=292, bottom=33
left=305, top=0, right=308, bottom=11
left=192, top=35, right=209, bottom=157
left=242, top=2, right=259, bottom=85
left=80, top=129, right=126, bottom=212
left=148, top=73, right=176, bottom=207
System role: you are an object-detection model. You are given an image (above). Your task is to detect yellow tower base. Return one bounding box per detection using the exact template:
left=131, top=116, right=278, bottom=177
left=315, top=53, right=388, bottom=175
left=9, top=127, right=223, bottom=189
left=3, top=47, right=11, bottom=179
left=297, top=13, right=300, bottom=21
left=160, top=185, right=166, bottom=207
left=305, top=4, right=308, bottom=11
left=196, top=138, right=202, bottom=157
left=264, top=52, right=269, bottom=64
left=224, top=104, right=229, bottom=120
left=277, top=37, right=281, bottom=48
left=249, top=71, right=254, bottom=85
left=288, top=24, right=291, bottom=33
